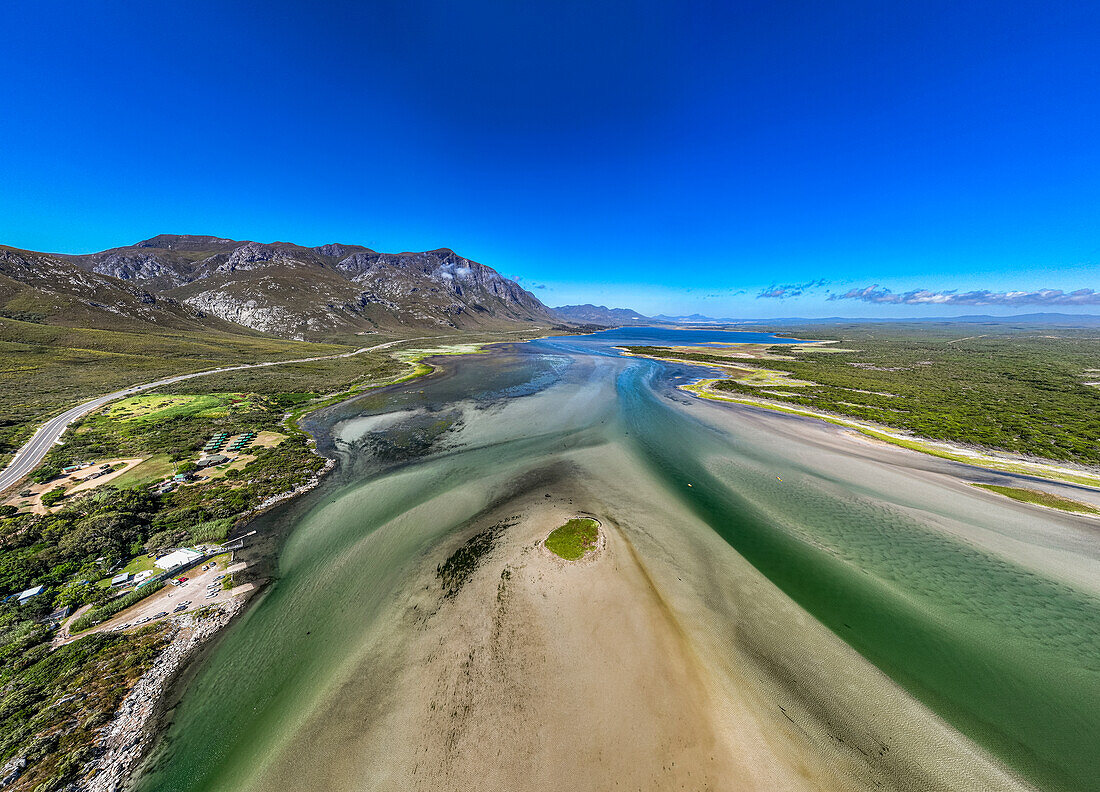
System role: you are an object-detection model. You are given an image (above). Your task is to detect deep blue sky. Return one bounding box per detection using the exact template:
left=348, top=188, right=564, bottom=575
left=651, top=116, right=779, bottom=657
left=2, top=1, right=1098, bottom=317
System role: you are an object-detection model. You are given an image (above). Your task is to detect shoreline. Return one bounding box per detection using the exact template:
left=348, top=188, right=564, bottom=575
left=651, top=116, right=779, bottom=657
left=618, top=347, right=1100, bottom=490
left=80, top=599, right=246, bottom=792
left=66, top=329, right=567, bottom=792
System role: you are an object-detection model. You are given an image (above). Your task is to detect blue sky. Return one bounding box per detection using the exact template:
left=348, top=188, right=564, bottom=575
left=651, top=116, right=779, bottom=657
left=1, top=0, right=1098, bottom=317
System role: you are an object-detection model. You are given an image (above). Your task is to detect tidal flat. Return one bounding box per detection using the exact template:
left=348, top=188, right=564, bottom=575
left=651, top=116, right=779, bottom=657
left=133, top=328, right=1100, bottom=792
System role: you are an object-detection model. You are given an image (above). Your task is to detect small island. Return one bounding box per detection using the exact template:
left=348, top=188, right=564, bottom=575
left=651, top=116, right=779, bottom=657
left=544, top=517, right=601, bottom=560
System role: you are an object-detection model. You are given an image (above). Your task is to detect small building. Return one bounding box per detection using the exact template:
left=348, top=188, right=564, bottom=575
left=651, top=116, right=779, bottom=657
left=154, top=548, right=203, bottom=572
left=17, top=585, right=44, bottom=604
left=46, top=605, right=72, bottom=624
left=197, top=454, right=231, bottom=468
left=110, top=572, right=131, bottom=587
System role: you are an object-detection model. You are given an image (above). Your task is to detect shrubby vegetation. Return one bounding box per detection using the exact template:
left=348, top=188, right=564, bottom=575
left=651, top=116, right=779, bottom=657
left=0, top=623, right=171, bottom=792
left=0, top=387, right=338, bottom=783
left=626, top=324, right=1100, bottom=464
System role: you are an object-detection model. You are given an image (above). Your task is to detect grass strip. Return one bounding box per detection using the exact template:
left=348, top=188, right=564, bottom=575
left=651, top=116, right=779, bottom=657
left=971, top=484, right=1100, bottom=515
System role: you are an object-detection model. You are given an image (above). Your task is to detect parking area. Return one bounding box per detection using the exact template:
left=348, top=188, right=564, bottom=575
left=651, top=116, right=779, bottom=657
left=56, top=557, right=253, bottom=644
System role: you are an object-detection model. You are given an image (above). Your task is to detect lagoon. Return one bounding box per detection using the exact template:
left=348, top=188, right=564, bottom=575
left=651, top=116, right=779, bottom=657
left=135, top=328, right=1100, bottom=792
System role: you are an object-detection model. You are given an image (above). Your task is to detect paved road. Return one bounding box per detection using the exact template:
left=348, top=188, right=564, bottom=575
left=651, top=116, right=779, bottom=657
left=0, top=337, right=434, bottom=494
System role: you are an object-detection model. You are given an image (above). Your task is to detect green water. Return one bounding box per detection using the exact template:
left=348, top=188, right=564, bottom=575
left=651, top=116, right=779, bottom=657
left=135, top=329, right=1100, bottom=791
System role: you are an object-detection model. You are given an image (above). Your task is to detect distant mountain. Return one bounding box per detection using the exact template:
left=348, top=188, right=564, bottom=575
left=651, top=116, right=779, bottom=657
left=651, top=313, right=728, bottom=323
left=651, top=313, right=1100, bottom=327
left=3, top=234, right=562, bottom=340
left=552, top=304, right=651, bottom=325
left=738, top=313, right=1100, bottom=327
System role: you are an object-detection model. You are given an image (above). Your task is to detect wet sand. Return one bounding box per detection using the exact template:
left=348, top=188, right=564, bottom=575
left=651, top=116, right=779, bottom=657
left=222, top=454, right=1034, bottom=792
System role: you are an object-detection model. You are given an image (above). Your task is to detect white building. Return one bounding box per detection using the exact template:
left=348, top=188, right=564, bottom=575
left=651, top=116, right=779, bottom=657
left=154, top=548, right=203, bottom=572
left=17, top=585, right=44, bottom=604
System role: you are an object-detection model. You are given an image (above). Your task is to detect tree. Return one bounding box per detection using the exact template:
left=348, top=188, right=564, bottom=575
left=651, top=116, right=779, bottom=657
left=40, top=488, right=67, bottom=508
left=30, top=464, right=62, bottom=484
left=54, top=581, right=91, bottom=610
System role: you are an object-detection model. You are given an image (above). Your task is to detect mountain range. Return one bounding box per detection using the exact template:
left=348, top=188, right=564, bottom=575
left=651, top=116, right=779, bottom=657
left=1, top=235, right=559, bottom=340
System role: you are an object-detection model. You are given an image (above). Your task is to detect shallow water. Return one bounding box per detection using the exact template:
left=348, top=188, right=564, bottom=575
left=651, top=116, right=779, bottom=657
left=135, top=328, right=1100, bottom=792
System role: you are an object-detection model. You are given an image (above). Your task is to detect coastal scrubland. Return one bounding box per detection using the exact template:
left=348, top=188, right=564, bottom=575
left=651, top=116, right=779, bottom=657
left=625, top=322, right=1100, bottom=464
left=0, top=621, right=173, bottom=791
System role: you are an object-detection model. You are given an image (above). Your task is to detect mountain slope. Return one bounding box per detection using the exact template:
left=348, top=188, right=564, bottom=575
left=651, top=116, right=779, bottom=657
left=0, top=245, right=245, bottom=333
left=553, top=304, right=651, bottom=325
left=65, top=236, right=557, bottom=339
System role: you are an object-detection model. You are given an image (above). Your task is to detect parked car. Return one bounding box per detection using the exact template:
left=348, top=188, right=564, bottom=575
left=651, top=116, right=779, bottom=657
left=177, top=577, right=189, bottom=583
left=213, top=574, right=225, bottom=582
left=153, top=611, right=168, bottom=618
left=136, top=616, right=150, bottom=624
left=173, top=604, right=187, bottom=612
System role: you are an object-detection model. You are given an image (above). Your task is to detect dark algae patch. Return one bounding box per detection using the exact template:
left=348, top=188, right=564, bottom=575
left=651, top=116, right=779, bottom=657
left=544, top=518, right=600, bottom=560
left=437, top=520, right=514, bottom=598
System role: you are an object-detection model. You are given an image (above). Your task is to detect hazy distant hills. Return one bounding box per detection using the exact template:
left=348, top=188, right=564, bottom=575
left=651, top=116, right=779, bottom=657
left=654, top=312, right=1100, bottom=327
left=741, top=313, right=1100, bottom=327
left=552, top=304, right=651, bottom=324
left=0, top=235, right=559, bottom=340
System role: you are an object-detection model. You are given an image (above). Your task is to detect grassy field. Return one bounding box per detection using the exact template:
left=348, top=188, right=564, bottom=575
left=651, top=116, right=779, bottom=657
left=0, top=316, right=353, bottom=466
left=101, top=393, right=258, bottom=422
left=972, top=484, right=1100, bottom=515
left=625, top=322, right=1100, bottom=465
left=109, top=454, right=176, bottom=488
left=544, top=518, right=600, bottom=560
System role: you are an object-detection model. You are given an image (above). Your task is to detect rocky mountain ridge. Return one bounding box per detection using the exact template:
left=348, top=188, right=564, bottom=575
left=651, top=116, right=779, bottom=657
left=0, top=245, right=245, bottom=333
left=1, top=235, right=559, bottom=340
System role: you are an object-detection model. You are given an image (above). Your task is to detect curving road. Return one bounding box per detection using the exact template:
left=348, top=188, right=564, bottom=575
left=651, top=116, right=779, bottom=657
left=0, top=337, right=440, bottom=495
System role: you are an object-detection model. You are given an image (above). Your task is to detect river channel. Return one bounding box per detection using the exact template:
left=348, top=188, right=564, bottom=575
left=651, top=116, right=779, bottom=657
left=134, top=327, right=1100, bottom=792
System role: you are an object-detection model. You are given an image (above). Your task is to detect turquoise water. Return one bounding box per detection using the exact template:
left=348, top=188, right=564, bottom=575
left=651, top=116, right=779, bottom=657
left=135, top=328, right=1100, bottom=792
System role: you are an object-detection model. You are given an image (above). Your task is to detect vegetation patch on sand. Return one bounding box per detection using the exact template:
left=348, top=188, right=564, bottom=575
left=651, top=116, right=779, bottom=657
left=544, top=518, right=600, bottom=560
left=972, top=484, right=1100, bottom=515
